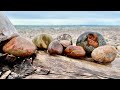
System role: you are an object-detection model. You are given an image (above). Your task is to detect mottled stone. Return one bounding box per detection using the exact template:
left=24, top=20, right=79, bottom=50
left=91, top=45, right=117, bottom=63
left=56, top=34, right=73, bottom=44
left=3, top=36, right=36, bottom=57
left=76, top=32, right=106, bottom=56
left=48, top=40, right=63, bottom=55
left=32, top=34, right=53, bottom=50
left=64, top=45, right=86, bottom=58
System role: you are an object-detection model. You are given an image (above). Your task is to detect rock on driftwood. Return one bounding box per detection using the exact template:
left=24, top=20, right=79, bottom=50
left=47, top=40, right=63, bottom=55
left=91, top=45, right=117, bottom=63
left=32, top=34, right=53, bottom=50
left=76, top=32, right=106, bottom=55
left=64, top=45, right=86, bottom=58
left=3, top=36, right=36, bottom=57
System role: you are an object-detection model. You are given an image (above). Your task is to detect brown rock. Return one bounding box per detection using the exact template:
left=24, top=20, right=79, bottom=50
left=64, top=45, right=86, bottom=58
left=91, top=45, right=117, bottom=63
left=47, top=40, right=63, bottom=55
left=3, top=36, right=36, bottom=57
left=87, top=33, right=99, bottom=48
left=60, top=40, right=71, bottom=48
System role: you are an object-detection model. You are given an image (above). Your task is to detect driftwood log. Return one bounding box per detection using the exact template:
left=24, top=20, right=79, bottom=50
left=24, top=51, right=120, bottom=79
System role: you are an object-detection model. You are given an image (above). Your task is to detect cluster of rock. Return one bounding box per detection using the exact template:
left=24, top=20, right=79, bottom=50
left=33, top=32, right=117, bottom=64
left=0, top=12, right=37, bottom=63
left=0, top=12, right=117, bottom=64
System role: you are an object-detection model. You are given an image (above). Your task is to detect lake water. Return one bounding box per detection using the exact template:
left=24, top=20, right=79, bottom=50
left=15, top=25, right=120, bottom=31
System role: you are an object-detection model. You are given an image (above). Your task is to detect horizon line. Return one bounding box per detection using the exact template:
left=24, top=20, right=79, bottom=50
left=14, top=24, right=120, bottom=26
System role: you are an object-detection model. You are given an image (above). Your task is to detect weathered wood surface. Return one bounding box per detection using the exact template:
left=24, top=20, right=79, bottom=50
left=25, top=51, right=120, bottom=79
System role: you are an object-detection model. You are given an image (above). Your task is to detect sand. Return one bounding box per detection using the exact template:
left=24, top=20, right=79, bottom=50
left=16, top=26, right=120, bottom=57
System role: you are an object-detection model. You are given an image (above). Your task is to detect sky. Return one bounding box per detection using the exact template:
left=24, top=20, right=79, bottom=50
left=3, top=11, right=120, bottom=25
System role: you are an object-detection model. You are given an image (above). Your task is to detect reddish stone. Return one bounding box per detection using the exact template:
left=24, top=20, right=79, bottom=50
left=3, top=36, right=36, bottom=57
left=64, top=45, right=86, bottom=58
left=48, top=40, right=63, bottom=55
left=87, top=34, right=99, bottom=48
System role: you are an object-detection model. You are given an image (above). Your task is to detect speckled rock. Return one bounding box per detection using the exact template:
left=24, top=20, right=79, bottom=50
left=64, top=45, right=86, bottom=58
left=32, top=34, right=53, bottom=50
left=91, top=45, right=117, bottom=63
left=76, top=32, right=106, bottom=56
left=3, top=36, right=36, bottom=57
left=48, top=40, right=63, bottom=55
left=56, top=34, right=73, bottom=44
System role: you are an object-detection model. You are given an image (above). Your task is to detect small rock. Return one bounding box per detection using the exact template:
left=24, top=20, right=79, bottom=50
left=56, top=34, right=73, bottom=44
left=3, top=36, right=36, bottom=57
left=60, top=40, right=72, bottom=48
left=64, top=45, right=86, bottom=58
left=48, top=40, right=63, bottom=55
left=32, top=34, right=53, bottom=49
left=91, top=45, right=117, bottom=63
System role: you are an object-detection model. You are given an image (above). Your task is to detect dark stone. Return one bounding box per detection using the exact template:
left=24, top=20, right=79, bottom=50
left=76, top=32, right=106, bottom=56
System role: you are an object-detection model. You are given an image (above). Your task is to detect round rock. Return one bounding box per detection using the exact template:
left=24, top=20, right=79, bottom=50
left=3, top=36, right=36, bottom=57
left=47, top=40, right=63, bottom=55
left=32, top=34, right=53, bottom=50
left=91, top=45, right=117, bottom=63
left=64, top=45, right=86, bottom=58
left=60, top=40, right=72, bottom=48
left=76, top=32, right=106, bottom=55
left=56, top=34, right=73, bottom=44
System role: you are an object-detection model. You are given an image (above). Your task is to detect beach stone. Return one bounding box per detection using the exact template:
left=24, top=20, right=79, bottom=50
left=76, top=32, right=106, bottom=56
left=3, top=36, right=36, bottom=57
left=32, top=34, right=53, bottom=50
left=56, top=34, right=73, bottom=44
left=48, top=40, right=63, bottom=55
left=60, top=40, right=72, bottom=48
left=91, top=45, right=117, bottom=63
left=64, top=45, right=86, bottom=58
left=0, top=12, right=19, bottom=52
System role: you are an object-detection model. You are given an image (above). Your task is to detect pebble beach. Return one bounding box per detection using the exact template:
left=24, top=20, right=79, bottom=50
left=15, top=25, right=120, bottom=57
